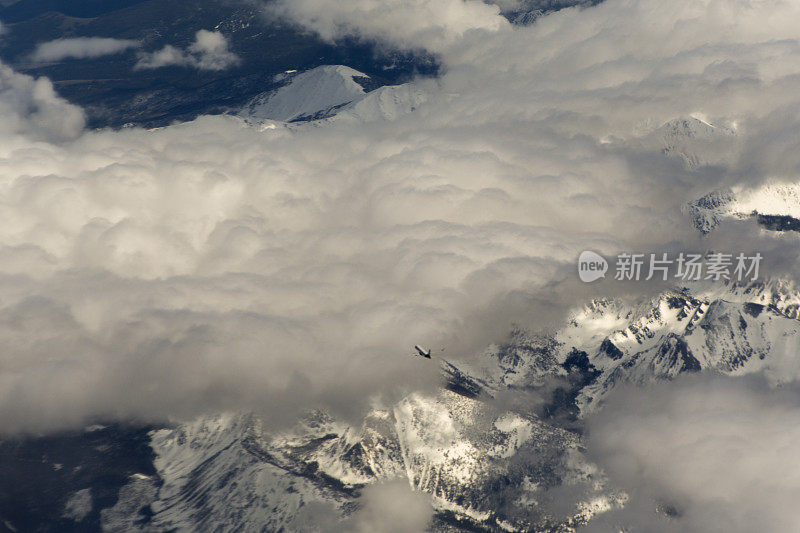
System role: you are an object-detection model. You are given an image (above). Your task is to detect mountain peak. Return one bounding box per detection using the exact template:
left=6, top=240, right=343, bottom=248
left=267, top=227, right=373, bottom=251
left=241, top=65, right=370, bottom=122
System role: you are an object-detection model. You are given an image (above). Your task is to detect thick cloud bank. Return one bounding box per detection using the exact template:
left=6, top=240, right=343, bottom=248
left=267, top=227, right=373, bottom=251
left=587, top=376, right=800, bottom=532
left=135, top=30, right=239, bottom=70
left=1, top=0, right=800, bottom=438
left=31, top=37, right=140, bottom=62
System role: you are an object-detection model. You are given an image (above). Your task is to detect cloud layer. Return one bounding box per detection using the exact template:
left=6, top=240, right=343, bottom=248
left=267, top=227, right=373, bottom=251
left=1, top=0, right=800, bottom=440
left=31, top=37, right=140, bottom=62
left=135, top=30, right=240, bottom=70
left=587, top=376, right=800, bottom=532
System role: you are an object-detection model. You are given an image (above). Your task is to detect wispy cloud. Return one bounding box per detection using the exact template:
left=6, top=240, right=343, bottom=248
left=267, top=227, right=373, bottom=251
left=30, top=37, right=140, bottom=62
left=342, top=481, right=434, bottom=532
left=135, top=30, right=240, bottom=71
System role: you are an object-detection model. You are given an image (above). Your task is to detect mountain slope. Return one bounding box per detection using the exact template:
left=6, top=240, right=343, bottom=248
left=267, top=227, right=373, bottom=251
left=3, top=279, right=798, bottom=532
left=241, top=65, right=371, bottom=122
left=687, top=183, right=800, bottom=234
left=240, top=64, right=430, bottom=124
left=87, top=280, right=799, bottom=532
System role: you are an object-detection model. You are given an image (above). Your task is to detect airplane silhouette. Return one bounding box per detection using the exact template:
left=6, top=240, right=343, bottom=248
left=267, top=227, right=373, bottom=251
left=413, top=345, right=432, bottom=359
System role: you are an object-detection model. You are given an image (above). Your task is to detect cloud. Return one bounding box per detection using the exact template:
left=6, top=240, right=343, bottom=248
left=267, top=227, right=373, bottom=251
left=0, top=63, right=85, bottom=141
left=188, top=29, right=241, bottom=70
left=586, top=375, right=800, bottom=532
left=342, top=481, right=434, bottom=532
left=267, top=0, right=509, bottom=54
left=1, top=0, right=800, bottom=438
left=30, top=37, right=140, bottom=62
left=287, top=480, right=433, bottom=531
left=135, top=30, right=240, bottom=70
left=133, top=45, right=187, bottom=69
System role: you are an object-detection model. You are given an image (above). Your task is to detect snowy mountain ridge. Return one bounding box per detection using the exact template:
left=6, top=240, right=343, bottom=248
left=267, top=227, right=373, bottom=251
left=687, top=182, right=800, bottom=233
left=241, top=65, right=371, bottom=122
left=628, top=115, right=800, bottom=235
left=93, top=279, right=800, bottom=532
left=635, top=115, right=738, bottom=169
left=240, top=65, right=429, bottom=125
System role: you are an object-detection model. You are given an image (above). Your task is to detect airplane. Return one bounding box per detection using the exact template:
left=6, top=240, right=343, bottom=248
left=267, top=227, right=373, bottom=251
left=413, top=345, right=432, bottom=359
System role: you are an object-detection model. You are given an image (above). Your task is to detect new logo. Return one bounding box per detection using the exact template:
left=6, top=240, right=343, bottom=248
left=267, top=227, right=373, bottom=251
left=578, top=251, right=608, bottom=283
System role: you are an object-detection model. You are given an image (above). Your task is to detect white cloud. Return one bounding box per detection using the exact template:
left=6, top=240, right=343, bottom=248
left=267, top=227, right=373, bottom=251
left=0, top=63, right=85, bottom=141
left=287, top=480, right=433, bottom=531
left=30, top=37, right=140, bottom=62
left=342, top=481, right=433, bottom=532
left=135, top=30, right=240, bottom=70
left=267, top=0, right=509, bottom=54
left=586, top=376, right=800, bottom=532
left=134, top=45, right=187, bottom=69
left=188, top=29, right=241, bottom=70
left=1, top=0, right=800, bottom=439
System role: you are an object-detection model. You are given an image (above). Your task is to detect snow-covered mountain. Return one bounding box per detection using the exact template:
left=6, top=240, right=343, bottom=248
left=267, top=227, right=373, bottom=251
left=637, top=116, right=800, bottom=235
left=241, top=66, right=372, bottom=122
left=240, top=65, right=429, bottom=124
left=687, top=182, right=800, bottom=234
left=4, top=278, right=797, bottom=531
left=333, top=82, right=429, bottom=123
left=121, top=400, right=611, bottom=532
left=68, top=278, right=794, bottom=532
left=635, top=115, right=738, bottom=170
left=554, top=281, right=800, bottom=413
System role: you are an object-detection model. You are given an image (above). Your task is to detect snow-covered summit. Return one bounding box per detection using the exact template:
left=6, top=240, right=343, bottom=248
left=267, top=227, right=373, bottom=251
left=241, top=65, right=370, bottom=122
left=686, top=182, right=800, bottom=233
left=638, top=115, right=738, bottom=169
left=240, top=64, right=429, bottom=124
left=333, top=82, right=429, bottom=123
left=631, top=116, right=800, bottom=234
